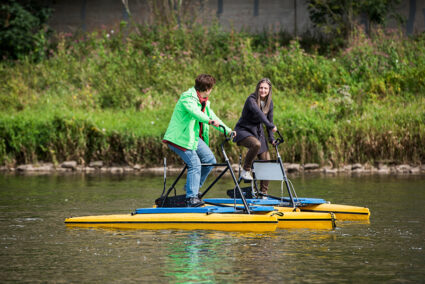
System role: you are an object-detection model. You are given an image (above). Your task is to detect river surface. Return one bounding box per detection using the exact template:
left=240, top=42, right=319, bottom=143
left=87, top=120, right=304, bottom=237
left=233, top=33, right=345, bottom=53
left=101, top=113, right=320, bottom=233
left=0, top=172, right=424, bottom=283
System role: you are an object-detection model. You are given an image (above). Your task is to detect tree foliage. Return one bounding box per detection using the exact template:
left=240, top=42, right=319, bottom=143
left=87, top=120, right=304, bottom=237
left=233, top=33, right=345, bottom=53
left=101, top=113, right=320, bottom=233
left=0, top=0, right=51, bottom=60
left=307, top=0, right=401, bottom=50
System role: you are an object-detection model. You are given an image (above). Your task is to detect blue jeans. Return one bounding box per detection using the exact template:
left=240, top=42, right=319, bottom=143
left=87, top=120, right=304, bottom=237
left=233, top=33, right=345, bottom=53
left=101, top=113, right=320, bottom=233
left=167, top=139, right=216, bottom=198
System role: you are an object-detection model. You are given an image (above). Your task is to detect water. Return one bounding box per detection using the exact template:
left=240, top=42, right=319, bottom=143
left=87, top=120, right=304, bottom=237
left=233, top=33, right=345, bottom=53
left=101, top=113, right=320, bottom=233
left=0, top=173, right=424, bottom=283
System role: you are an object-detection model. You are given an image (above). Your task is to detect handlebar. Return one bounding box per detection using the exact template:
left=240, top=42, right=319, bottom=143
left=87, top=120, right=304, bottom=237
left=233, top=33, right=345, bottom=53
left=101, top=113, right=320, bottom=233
left=220, top=124, right=281, bottom=145
left=218, top=125, right=227, bottom=137
left=274, top=130, right=284, bottom=146
left=218, top=125, right=235, bottom=141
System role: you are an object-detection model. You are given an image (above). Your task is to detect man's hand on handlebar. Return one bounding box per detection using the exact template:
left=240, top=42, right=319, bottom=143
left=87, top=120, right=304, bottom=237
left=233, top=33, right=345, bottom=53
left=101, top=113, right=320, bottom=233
left=209, top=120, right=220, bottom=127
left=272, top=126, right=277, bottom=133
left=230, top=131, right=236, bottom=138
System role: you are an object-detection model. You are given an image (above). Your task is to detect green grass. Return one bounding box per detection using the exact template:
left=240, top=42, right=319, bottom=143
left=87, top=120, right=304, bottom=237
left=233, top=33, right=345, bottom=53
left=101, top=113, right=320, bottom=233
left=1, top=24, right=424, bottom=167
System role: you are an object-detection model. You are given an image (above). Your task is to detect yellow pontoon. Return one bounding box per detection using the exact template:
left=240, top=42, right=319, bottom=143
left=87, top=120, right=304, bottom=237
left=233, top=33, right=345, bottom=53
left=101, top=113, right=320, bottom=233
left=299, top=203, right=370, bottom=221
left=65, top=207, right=280, bottom=232
left=204, top=199, right=336, bottom=229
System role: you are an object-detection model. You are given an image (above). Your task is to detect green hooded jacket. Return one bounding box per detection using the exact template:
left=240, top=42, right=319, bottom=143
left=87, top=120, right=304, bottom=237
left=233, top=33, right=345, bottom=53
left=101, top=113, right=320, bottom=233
left=163, top=87, right=232, bottom=150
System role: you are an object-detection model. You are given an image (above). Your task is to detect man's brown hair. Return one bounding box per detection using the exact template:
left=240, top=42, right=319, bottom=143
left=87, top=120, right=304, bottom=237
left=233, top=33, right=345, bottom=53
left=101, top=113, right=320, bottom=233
left=195, top=74, right=216, bottom=92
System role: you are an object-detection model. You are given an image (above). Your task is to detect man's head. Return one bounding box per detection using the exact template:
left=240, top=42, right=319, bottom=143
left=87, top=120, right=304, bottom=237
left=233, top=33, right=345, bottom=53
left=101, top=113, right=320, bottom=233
left=195, top=74, right=216, bottom=92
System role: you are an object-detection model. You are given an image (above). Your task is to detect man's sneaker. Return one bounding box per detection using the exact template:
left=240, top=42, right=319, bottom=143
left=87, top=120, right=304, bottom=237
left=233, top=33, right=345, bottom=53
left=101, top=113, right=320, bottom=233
left=240, top=169, right=253, bottom=181
left=186, top=196, right=205, bottom=207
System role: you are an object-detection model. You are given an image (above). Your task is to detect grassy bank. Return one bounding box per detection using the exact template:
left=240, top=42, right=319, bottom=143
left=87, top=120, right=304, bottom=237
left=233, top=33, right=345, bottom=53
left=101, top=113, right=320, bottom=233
left=1, top=24, right=424, bottom=167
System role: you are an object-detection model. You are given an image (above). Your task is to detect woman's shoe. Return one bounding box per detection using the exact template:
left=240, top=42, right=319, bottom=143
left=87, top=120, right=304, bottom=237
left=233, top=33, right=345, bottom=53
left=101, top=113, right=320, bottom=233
left=240, top=169, right=253, bottom=180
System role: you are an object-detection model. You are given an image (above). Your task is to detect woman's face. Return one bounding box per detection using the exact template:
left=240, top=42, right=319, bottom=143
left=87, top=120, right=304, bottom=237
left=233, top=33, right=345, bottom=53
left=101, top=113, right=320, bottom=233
left=259, top=82, right=270, bottom=99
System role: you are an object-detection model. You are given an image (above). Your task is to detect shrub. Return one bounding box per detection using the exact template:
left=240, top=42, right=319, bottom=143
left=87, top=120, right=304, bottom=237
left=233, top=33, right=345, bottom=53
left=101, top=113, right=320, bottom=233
left=0, top=23, right=424, bottom=166
left=0, top=0, right=52, bottom=61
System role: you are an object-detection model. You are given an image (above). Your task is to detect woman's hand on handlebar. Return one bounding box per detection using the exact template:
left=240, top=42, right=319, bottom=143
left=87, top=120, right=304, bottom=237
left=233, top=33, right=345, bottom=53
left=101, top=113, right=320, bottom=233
left=230, top=131, right=236, bottom=138
left=272, top=126, right=277, bottom=133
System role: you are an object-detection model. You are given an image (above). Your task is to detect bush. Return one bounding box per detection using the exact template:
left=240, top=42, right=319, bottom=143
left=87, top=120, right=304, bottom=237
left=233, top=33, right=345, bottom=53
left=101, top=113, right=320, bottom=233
left=0, top=23, right=424, bottom=166
left=0, top=0, right=52, bottom=61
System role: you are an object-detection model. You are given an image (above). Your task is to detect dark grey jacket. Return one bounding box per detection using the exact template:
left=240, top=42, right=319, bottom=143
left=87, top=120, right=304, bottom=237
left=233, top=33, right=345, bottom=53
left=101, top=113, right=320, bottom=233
left=233, top=93, right=275, bottom=154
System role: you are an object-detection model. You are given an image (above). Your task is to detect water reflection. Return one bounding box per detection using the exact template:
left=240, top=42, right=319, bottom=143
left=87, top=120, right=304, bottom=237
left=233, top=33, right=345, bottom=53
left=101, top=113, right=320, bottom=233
left=164, top=232, right=224, bottom=282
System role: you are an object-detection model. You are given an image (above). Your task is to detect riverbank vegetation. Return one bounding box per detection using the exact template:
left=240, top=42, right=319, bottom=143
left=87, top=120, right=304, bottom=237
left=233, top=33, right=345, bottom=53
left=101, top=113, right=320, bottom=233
left=1, top=20, right=424, bottom=167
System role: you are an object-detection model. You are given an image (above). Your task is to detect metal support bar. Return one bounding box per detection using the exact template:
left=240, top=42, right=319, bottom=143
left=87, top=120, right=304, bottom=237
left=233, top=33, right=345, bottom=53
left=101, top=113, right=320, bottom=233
left=218, top=129, right=251, bottom=214
left=160, top=164, right=187, bottom=207
left=275, top=144, right=296, bottom=208
left=200, top=167, right=229, bottom=198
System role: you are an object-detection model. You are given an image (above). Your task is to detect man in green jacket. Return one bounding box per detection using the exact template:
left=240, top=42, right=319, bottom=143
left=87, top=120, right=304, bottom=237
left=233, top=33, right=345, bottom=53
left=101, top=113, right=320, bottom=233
left=163, top=74, right=234, bottom=207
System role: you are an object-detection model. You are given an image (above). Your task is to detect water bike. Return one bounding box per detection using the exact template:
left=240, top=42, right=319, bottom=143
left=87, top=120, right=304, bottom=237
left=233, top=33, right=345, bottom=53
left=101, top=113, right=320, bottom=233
left=65, top=126, right=335, bottom=231
left=207, top=130, right=370, bottom=221
left=150, top=126, right=335, bottom=230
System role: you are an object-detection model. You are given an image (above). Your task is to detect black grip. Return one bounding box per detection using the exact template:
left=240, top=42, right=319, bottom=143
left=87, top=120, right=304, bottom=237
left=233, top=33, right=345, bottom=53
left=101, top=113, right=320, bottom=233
left=275, top=130, right=284, bottom=144
left=218, top=125, right=227, bottom=137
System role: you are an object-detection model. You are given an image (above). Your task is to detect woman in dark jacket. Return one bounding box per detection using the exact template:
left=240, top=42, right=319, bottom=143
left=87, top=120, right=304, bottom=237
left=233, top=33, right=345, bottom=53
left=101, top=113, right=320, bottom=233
left=233, top=78, right=277, bottom=194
